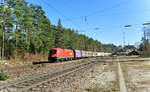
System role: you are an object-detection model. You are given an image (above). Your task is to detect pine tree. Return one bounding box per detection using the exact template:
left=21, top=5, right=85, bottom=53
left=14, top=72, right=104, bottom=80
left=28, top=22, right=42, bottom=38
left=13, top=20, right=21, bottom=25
left=0, top=0, right=118, bottom=60
left=55, top=18, right=64, bottom=48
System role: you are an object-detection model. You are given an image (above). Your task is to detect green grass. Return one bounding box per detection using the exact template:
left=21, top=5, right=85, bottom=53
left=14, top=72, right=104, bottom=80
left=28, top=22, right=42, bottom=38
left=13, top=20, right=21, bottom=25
left=41, top=63, right=46, bottom=67
left=0, top=72, right=9, bottom=81
left=36, top=65, right=41, bottom=68
left=85, top=88, right=92, bottom=91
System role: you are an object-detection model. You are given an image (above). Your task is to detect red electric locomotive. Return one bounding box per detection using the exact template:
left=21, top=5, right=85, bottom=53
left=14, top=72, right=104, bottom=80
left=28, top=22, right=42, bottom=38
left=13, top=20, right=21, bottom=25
left=48, top=48, right=74, bottom=61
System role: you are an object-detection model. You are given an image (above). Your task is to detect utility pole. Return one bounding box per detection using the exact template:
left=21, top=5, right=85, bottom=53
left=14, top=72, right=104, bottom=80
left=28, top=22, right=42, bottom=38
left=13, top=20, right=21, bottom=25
left=143, top=28, right=146, bottom=43
left=1, top=0, right=6, bottom=63
left=143, top=23, right=150, bottom=49
left=123, top=24, right=132, bottom=48
left=143, top=28, right=147, bottom=49
left=123, top=31, right=125, bottom=47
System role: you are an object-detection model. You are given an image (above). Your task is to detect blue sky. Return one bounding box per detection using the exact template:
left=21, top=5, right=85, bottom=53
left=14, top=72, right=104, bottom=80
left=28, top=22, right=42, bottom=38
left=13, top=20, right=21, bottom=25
left=27, top=0, right=150, bottom=46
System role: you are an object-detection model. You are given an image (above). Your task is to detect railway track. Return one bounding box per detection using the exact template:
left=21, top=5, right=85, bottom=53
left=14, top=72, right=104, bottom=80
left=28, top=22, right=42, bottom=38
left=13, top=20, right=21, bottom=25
left=0, top=61, right=67, bottom=74
left=0, top=60, right=84, bottom=77
left=0, top=60, right=100, bottom=92
left=0, top=58, right=99, bottom=74
left=0, top=65, right=33, bottom=74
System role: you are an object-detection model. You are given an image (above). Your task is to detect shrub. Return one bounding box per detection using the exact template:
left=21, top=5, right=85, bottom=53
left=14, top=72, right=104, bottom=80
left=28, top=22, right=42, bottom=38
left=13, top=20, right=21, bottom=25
left=0, top=72, right=9, bottom=81
left=85, top=88, right=92, bottom=91
left=36, top=65, right=41, bottom=68
left=42, top=63, right=46, bottom=67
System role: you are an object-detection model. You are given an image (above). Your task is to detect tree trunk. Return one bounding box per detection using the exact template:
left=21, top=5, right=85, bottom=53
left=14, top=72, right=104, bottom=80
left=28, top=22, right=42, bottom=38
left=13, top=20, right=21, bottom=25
left=2, top=0, right=6, bottom=62
left=26, top=29, right=30, bottom=56
left=15, top=23, right=18, bottom=48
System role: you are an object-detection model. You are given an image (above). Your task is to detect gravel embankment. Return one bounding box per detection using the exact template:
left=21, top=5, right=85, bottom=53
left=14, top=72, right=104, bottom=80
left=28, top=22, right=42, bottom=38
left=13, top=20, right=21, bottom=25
left=26, top=62, right=119, bottom=92
left=0, top=59, right=92, bottom=85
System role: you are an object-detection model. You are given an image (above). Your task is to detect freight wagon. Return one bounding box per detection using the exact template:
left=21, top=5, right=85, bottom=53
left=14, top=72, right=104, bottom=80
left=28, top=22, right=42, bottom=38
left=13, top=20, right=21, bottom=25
left=74, top=50, right=82, bottom=59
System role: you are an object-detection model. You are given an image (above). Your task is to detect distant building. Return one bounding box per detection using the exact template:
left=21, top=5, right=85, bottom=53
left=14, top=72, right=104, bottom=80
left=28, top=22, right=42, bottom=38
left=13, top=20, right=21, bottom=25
left=123, top=45, right=136, bottom=52
left=114, top=45, right=138, bottom=56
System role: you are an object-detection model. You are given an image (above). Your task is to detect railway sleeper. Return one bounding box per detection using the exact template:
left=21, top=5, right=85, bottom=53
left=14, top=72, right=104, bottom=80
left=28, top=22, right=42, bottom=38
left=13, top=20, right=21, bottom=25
left=0, top=61, right=98, bottom=92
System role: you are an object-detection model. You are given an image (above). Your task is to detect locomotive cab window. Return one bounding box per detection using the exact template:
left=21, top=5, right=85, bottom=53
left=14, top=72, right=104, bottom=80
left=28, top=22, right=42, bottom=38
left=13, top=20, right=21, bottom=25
left=50, top=50, right=56, bottom=55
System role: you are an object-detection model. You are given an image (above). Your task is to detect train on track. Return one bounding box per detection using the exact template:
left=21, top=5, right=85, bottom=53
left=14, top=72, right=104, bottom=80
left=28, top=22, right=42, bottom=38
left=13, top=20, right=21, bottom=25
left=48, top=48, right=111, bottom=61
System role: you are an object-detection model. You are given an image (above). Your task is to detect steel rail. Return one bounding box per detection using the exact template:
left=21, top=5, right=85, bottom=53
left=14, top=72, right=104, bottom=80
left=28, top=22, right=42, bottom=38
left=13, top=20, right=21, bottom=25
left=0, top=60, right=99, bottom=92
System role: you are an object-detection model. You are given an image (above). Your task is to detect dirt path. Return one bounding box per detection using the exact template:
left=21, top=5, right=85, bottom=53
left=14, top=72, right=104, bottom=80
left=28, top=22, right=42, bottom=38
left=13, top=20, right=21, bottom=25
left=117, top=58, right=127, bottom=92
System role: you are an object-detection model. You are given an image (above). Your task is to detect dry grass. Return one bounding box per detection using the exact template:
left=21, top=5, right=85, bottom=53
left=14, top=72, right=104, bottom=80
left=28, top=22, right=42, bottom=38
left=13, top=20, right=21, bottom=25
left=137, top=81, right=150, bottom=84
left=0, top=53, right=48, bottom=68
left=85, top=85, right=119, bottom=92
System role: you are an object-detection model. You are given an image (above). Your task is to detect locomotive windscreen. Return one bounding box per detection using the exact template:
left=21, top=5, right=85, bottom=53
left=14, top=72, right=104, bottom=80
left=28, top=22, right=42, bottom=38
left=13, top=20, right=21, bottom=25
left=50, top=50, right=56, bottom=55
